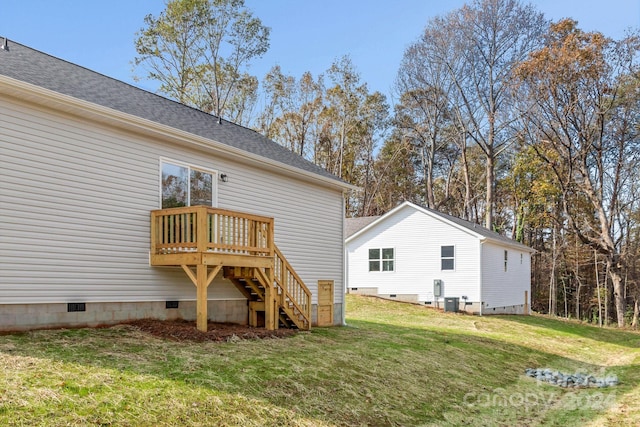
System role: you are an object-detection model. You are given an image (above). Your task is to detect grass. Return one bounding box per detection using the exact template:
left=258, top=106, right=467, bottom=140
left=1, top=295, right=639, bottom=426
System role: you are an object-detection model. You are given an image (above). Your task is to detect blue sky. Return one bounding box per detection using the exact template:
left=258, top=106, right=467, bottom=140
left=2, top=0, right=639, bottom=100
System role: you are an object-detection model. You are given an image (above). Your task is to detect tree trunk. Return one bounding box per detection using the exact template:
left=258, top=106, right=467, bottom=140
left=426, top=168, right=435, bottom=209
left=360, top=137, right=373, bottom=217
left=337, top=122, right=345, bottom=178
left=460, top=136, right=472, bottom=221
left=485, top=153, right=495, bottom=230
left=548, top=226, right=557, bottom=316
left=562, top=276, right=568, bottom=318
left=595, top=251, right=602, bottom=327
left=609, top=262, right=626, bottom=327
left=604, top=262, right=609, bottom=326
left=576, top=280, right=581, bottom=320
left=575, top=239, right=582, bottom=320
left=425, top=143, right=436, bottom=209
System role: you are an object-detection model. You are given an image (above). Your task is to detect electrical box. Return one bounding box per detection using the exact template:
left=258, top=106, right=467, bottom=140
left=433, top=279, right=443, bottom=298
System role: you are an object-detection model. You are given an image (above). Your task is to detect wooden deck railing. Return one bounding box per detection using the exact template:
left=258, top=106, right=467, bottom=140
left=150, top=206, right=274, bottom=257
left=151, top=206, right=311, bottom=330
left=274, top=245, right=312, bottom=328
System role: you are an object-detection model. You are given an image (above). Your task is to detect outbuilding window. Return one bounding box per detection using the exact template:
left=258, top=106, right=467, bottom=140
left=441, top=245, right=455, bottom=270
left=369, top=248, right=394, bottom=272
left=504, top=250, right=508, bottom=271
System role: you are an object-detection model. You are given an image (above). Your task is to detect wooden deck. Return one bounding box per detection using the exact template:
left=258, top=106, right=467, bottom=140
left=150, top=206, right=311, bottom=332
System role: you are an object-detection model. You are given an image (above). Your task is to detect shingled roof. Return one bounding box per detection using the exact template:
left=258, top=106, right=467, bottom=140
left=346, top=201, right=534, bottom=252
left=418, top=203, right=534, bottom=251
left=0, top=38, right=346, bottom=186
left=345, top=215, right=381, bottom=238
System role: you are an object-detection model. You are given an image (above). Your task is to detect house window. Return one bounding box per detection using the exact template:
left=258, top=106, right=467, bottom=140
left=161, top=160, right=216, bottom=208
left=504, top=250, right=508, bottom=271
left=520, top=253, right=523, bottom=264
left=441, top=245, right=454, bottom=270
left=369, top=248, right=394, bottom=272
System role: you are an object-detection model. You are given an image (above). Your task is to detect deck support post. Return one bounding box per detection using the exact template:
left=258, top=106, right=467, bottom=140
left=264, top=267, right=278, bottom=330
left=196, top=264, right=208, bottom=332
left=270, top=268, right=279, bottom=330
left=192, top=264, right=222, bottom=333
left=153, top=207, right=310, bottom=331
left=264, top=281, right=274, bottom=330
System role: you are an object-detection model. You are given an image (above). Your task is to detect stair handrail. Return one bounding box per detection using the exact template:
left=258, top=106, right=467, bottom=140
left=273, top=245, right=311, bottom=329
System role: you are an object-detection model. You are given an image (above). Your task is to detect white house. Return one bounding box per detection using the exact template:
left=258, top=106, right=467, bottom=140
left=345, top=202, right=534, bottom=314
left=0, top=38, right=353, bottom=332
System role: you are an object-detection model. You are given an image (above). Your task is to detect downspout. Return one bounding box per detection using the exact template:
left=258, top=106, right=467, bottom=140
left=342, top=192, right=347, bottom=326
left=479, top=239, right=484, bottom=316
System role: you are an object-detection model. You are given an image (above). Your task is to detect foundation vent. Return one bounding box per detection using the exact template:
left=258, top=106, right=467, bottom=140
left=67, top=303, right=86, bottom=312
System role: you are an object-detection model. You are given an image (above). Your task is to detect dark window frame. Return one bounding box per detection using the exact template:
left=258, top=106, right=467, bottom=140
left=441, top=245, right=455, bottom=271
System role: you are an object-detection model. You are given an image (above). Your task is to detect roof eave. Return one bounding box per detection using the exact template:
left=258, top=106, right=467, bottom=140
left=480, top=237, right=537, bottom=253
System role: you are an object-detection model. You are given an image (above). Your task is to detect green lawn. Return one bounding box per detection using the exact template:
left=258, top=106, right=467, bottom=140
left=1, top=295, right=639, bottom=426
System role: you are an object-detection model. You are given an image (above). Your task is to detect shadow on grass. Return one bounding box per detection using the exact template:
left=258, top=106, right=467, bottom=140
left=1, top=317, right=637, bottom=426
left=496, top=314, right=640, bottom=348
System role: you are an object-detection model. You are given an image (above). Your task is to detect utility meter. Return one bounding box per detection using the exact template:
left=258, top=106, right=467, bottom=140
left=433, top=279, right=443, bottom=298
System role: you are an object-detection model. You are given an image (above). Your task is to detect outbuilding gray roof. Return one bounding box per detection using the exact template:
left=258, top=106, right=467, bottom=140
left=345, top=215, right=381, bottom=238
left=346, top=201, right=533, bottom=252
left=0, top=38, right=345, bottom=185
left=421, top=204, right=532, bottom=251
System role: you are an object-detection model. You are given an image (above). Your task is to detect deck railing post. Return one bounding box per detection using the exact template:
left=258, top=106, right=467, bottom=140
left=197, top=207, right=208, bottom=253
left=278, top=255, right=284, bottom=286
left=150, top=211, right=158, bottom=255
left=151, top=207, right=313, bottom=329
left=268, top=219, right=275, bottom=257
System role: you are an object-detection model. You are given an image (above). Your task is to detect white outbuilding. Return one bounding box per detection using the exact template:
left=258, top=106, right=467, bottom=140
left=345, top=201, right=534, bottom=314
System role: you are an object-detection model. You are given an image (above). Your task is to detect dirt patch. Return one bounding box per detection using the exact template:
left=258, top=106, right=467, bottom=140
left=126, top=319, right=298, bottom=343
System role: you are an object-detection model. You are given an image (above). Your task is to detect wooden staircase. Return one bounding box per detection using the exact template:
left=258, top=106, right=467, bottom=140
left=150, top=206, right=311, bottom=332
left=224, top=253, right=311, bottom=330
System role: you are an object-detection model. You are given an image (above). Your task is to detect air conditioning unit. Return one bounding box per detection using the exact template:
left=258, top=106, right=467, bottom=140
left=444, top=297, right=459, bottom=313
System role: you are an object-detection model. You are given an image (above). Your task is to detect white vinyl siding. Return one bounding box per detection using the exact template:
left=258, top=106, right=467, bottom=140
left=481, top=243, right=531, bottom=309
left=346, top=202, right=533, bottom=312
left=0, top=95, right=344, bottom=307
left=347, top=205, right=481, bottom=302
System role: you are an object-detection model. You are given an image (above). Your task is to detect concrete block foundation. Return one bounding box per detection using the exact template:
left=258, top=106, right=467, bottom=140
left=0, top=300, right=347, bottom=331
left=0, top=300, right=249, bottom=332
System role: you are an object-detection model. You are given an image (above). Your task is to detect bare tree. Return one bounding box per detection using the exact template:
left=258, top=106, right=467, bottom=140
left=396, top=38, right=455, bottom=209
left=406, top=0, right=546, bottom=228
